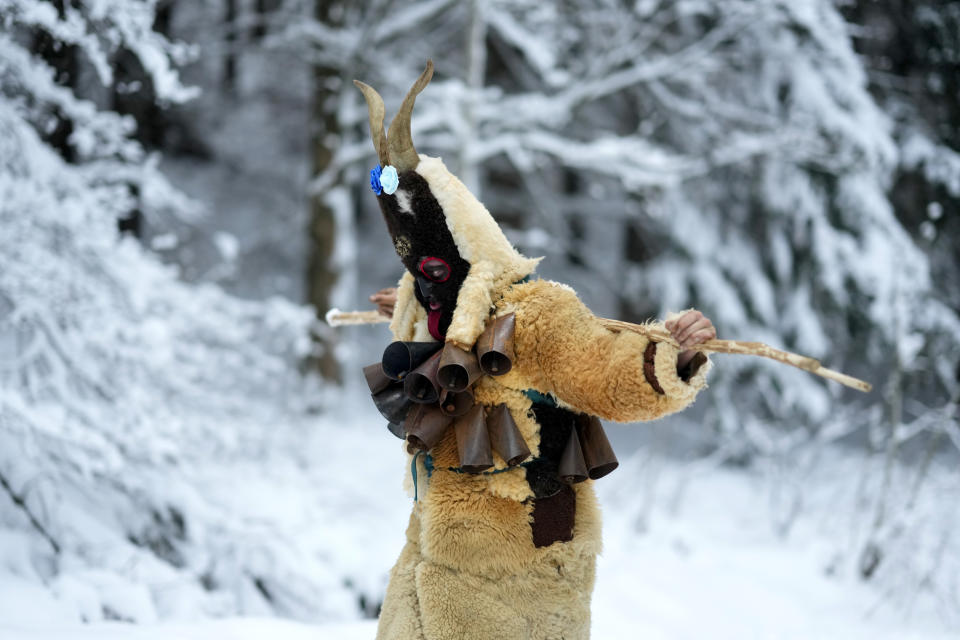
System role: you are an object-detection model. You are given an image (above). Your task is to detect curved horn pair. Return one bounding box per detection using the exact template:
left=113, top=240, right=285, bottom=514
left=353, top=60, right=434, bottom=172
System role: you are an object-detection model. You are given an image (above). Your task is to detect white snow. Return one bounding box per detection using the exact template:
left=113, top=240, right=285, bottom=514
left=3, top=443, right=957, bottom=639
left=0, top=618, right=378, bottom=640
left=592, top=456, right=956, bottom=640
left=3, top=0, right=959, bottom=638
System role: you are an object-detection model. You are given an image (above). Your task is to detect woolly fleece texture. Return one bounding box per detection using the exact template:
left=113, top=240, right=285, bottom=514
left=380, top=277, right=710, bottom=639
left=495, top=280, right=711, bottom=422
left=390, top=271, right=432, bottom=342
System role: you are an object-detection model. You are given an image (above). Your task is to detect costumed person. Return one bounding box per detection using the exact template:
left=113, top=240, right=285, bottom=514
left=357, top=62, right=715, bottom=640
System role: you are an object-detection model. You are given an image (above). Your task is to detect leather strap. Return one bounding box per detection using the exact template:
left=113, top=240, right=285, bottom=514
left=643, top=342, right=665, bottom=394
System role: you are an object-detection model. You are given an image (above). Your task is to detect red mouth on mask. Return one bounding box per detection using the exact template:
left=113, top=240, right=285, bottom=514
left=428, top=307, right=444, bottom=340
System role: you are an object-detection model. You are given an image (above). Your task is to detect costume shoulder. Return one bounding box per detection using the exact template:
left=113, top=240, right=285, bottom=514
left=503, top=279, right=711, bottom=423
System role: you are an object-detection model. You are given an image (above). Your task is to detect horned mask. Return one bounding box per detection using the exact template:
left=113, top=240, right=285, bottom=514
left=355, top=61, right=541, bottom=348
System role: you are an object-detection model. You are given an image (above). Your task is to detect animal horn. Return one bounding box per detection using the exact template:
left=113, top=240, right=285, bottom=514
left=387, top=60, right=434, bottom=172
left=353, top=79, right=390, bottom=166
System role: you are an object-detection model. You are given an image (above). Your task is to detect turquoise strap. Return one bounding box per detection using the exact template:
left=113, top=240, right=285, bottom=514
left=411, top=450, right=423, bottom=501
left=411, top=451, right=537, bottom=501
left=411, top=450, right=436, bottom=501
left=524, top=389, right=557, bottom=407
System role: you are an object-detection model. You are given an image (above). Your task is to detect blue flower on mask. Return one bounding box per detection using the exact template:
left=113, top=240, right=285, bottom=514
left=370, top=165, right=383, bottom=195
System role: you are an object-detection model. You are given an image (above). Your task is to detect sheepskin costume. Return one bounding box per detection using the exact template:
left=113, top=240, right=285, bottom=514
left=357, top=62, right=711, bottom=640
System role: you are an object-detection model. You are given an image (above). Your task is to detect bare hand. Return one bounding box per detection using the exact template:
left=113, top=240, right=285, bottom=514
left=369, top=287, right=398, bottom=318
left=665, top=310, right=716, bottom=369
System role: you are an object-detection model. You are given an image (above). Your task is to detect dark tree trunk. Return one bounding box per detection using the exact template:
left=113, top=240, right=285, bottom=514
left=251, top=0, right=281, bottom=40
left=111, top=1, right=209, bottom=158
left=843, top=0, right=960, bottom=315
left=31, top=1, right=79, bottom=162
left=306, top=0, right=344, bottom=381
left=223, top=0, right=238, bottom=93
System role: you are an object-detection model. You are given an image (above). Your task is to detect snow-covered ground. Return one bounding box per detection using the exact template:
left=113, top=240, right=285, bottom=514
left=4, top=2, right=959, bottom=639
left=592, top=454, right=955, bottom=640
left=2, top=409, right=954, bottom=640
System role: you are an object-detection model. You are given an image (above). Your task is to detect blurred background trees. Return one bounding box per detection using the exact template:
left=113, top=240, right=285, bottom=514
left=1, top=0, right=958, bottom=627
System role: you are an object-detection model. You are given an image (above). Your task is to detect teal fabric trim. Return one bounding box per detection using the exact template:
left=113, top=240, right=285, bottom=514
left=440, top=459, right=536, bottom=476
left=424, top=452, right=435, bottom=476
left=411, top=451, right=537, bottom=500
left=411, top=450, right=422, bottom=501
left=524, top=389, right=557, bottom=407
left=411, top=450, right=435, bottom=502
left=445, top=462, right=530, bottom=476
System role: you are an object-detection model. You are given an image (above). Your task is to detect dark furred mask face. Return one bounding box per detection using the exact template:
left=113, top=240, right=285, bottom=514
left=375, top=170, right=469, bottom=337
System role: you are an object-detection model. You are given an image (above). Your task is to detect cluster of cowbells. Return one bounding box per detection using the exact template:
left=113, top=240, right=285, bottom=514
left=363, top=313, right=619, bottom=483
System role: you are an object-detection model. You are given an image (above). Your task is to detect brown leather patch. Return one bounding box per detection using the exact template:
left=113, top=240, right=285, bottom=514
left=530, top=485, right=576, bottom=548
left=678, top=351, right=708, bottom=381
left=643, top=342, right=665, bottom=394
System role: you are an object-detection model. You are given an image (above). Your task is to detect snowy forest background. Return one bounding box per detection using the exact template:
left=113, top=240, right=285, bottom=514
left=1, top=0, right=959, bottom=637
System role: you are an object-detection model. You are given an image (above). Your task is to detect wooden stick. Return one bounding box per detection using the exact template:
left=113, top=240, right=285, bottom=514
left=599, top=318, right=872, bottom=393
left=324, top=310, right=872, bottom=393
left=325, top=309, right=390, bottom=326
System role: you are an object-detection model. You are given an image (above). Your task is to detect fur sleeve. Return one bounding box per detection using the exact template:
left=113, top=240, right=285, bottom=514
left=511, top=280, right=710, bottom=423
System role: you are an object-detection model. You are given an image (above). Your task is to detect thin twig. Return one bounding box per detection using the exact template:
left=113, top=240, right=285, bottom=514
left=598, top=318, right=871, bottom=393
left=0, top=469, right=60, bottom=555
